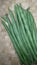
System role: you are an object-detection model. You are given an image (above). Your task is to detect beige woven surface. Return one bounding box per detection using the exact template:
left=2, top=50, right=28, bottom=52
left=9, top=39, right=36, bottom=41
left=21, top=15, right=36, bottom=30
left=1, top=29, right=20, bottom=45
left=0, top=0, right=37, bottom=65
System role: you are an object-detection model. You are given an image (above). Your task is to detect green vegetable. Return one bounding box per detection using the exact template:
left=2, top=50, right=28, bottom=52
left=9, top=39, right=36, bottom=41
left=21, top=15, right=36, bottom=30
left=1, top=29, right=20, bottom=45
left=14, top=5, right=33, bottom=63
left=15, top=5, right=36, bottom=62
left=1, top=4, right=37, bottom=65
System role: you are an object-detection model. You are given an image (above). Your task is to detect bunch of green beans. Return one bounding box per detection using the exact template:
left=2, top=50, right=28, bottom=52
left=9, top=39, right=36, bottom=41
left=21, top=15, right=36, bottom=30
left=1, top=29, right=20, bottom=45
left=1, top=4, right=37, bottom=65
